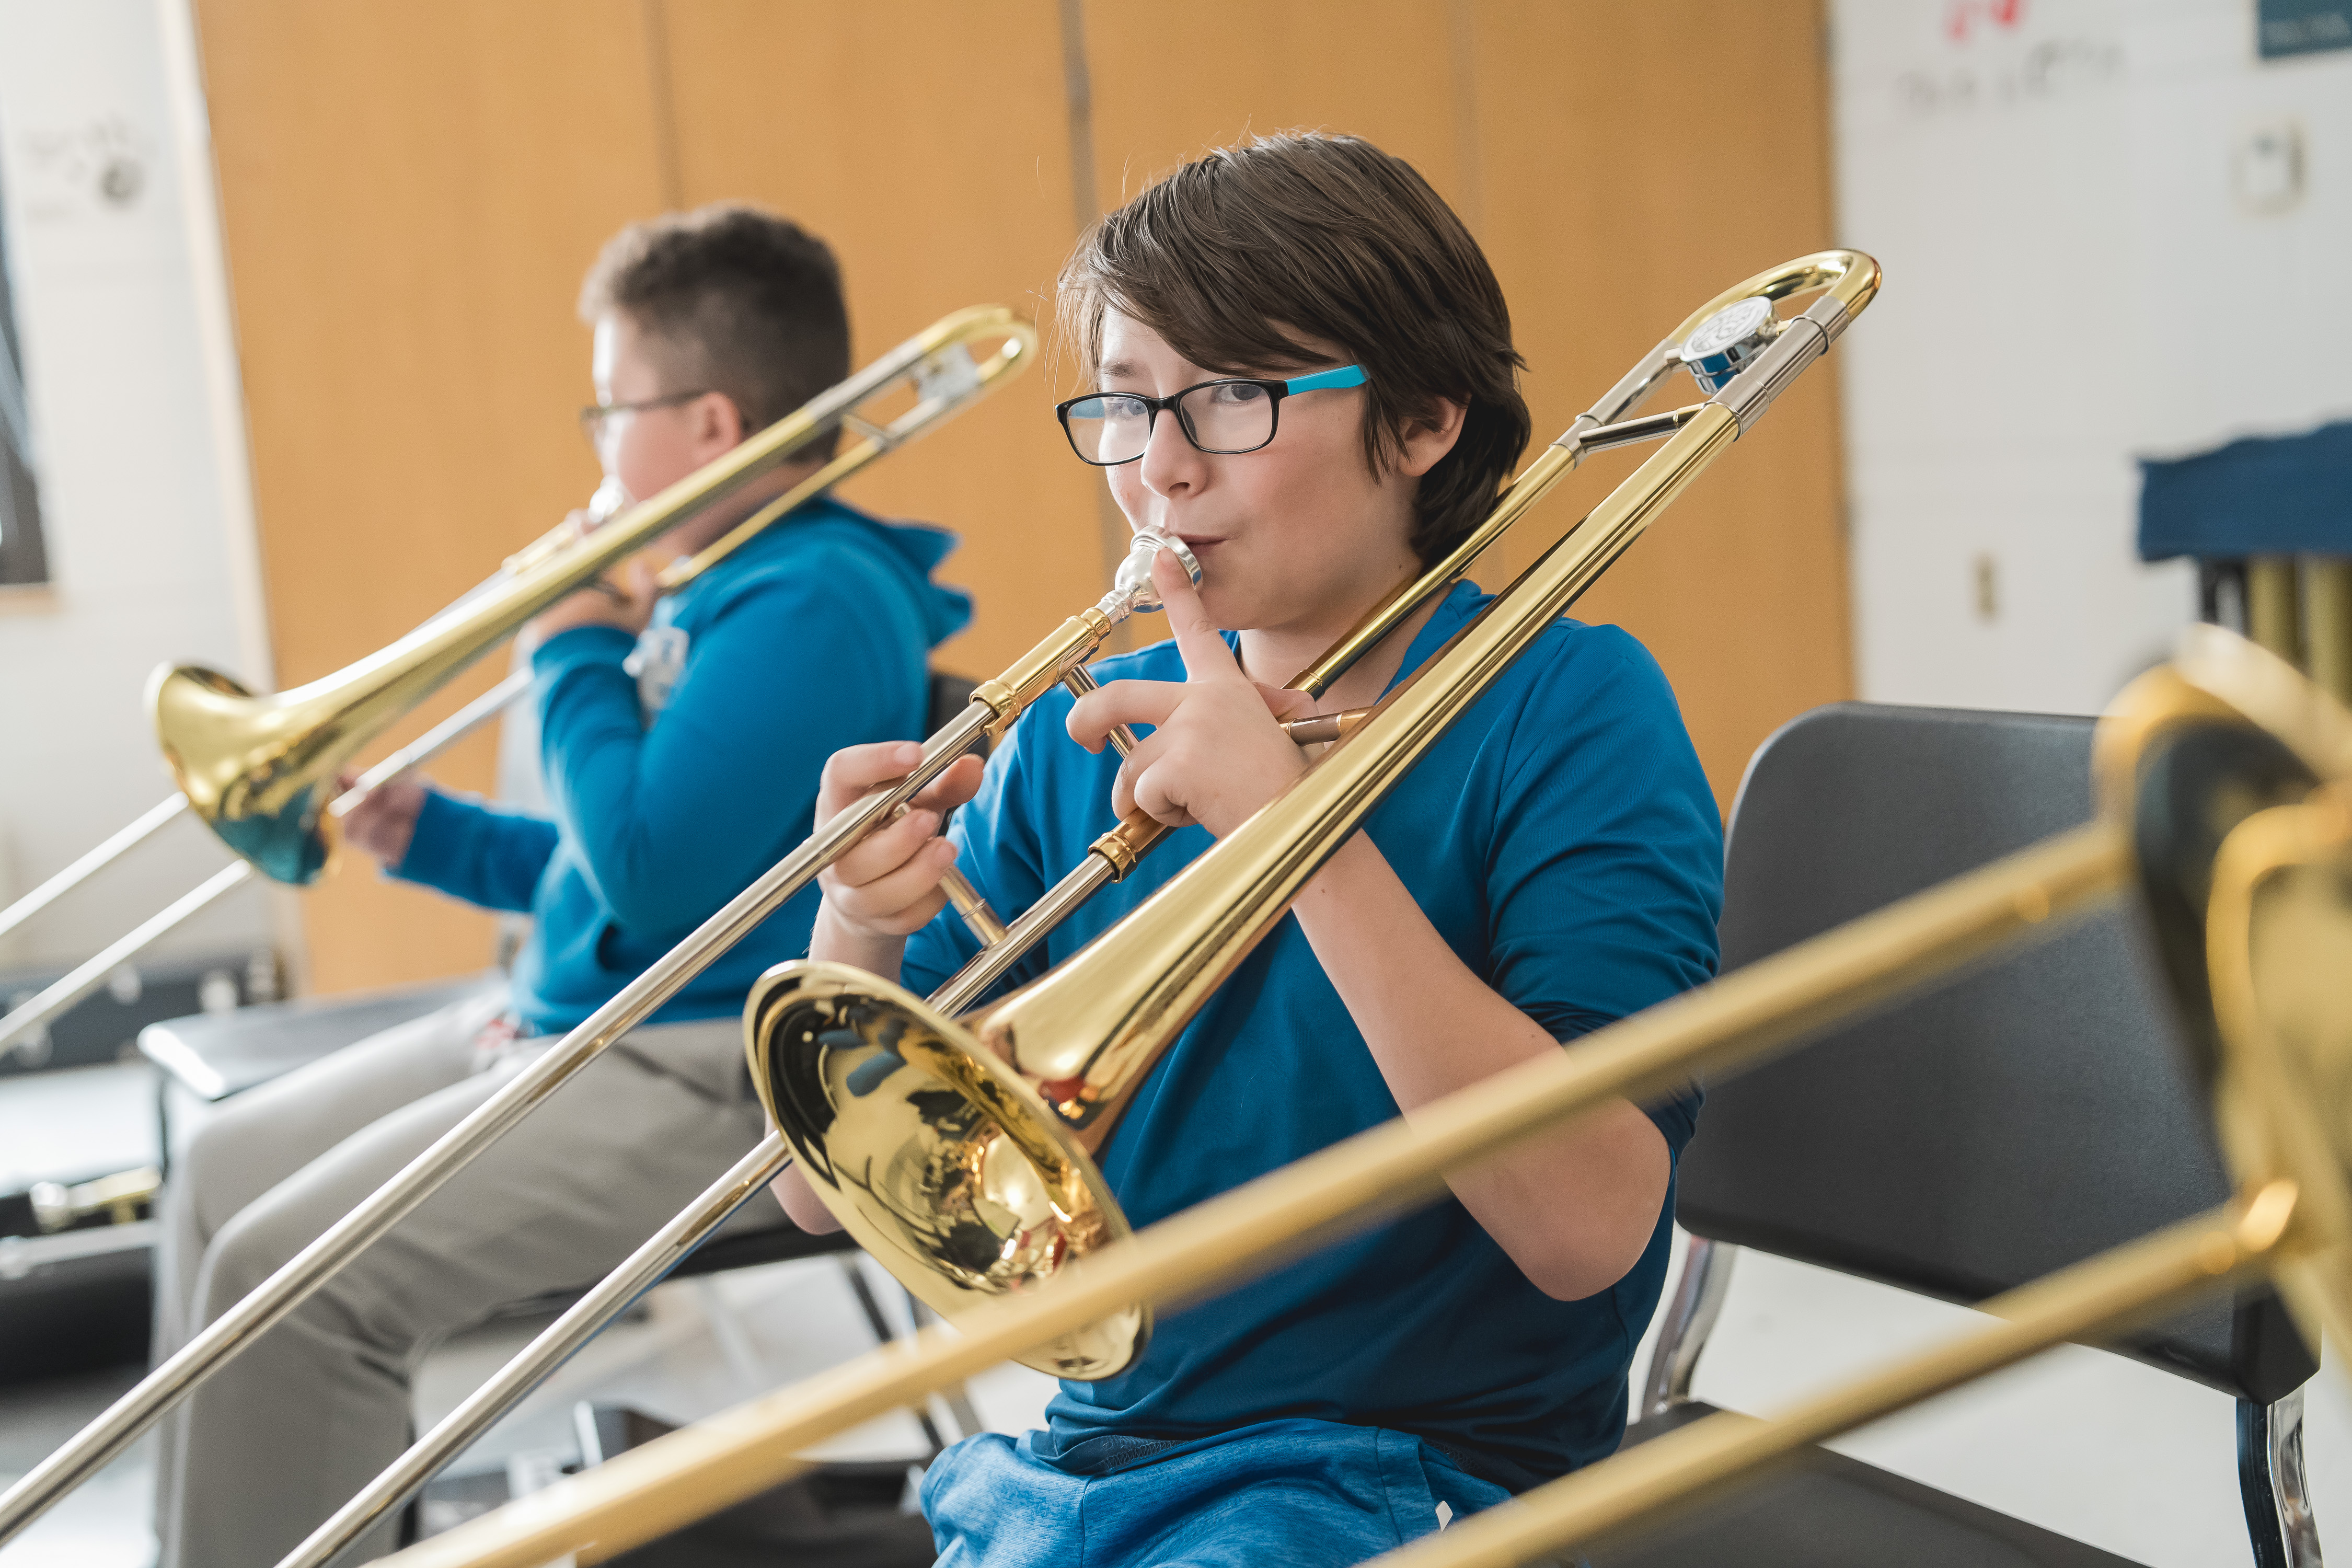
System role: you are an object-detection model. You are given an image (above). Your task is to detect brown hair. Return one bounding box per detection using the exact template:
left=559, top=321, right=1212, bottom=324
left=1059, top=132, right=1529, bottom=564
left=579, top=202, right=850, bottom=448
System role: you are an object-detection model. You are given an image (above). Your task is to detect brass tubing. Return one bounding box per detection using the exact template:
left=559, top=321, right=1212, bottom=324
left=2302, top=558, right=2352, bottom=706
left=155, top=307, right=1037, bottom=863
left=2248, top=557, right=2302, bottom=665
left=1371, top=1182, right=2302, bottom=1568
left=3, top=674, right=534, bottom=1056
left=330, top=670, right=536, bottom=816
left=284, top=843, right=1112, bottom=1568
left=982, top=406, right=1744, bottom=1114
left=0, top=313, right=1039, bottom=1057
left=925, top=813, right=1178, bottom=1020
left=0, top=862, right=258, bottom=1055
left=2201, top=791, right=2352, bottom=1358
left=927, top=705, right=1369, bottom=1017
left=0, top=671, right=539, bottom=1056
left=374, top=820, right=2122, bottom=1568
left=0, top=793, right=189, bottom=947
left=938, top=867, right=1010, bottom=947
left=1289, top=443, right=1577, bottom=698
left=737, top=254, right=1873, bottom=1381
left=1576, top=404, right=1703, bottom=454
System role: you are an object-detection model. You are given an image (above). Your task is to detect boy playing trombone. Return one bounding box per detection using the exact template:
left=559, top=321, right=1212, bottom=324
left=153, top=204, right=972, bottom=1568
left=786, top=134, right=1722, bottom=1563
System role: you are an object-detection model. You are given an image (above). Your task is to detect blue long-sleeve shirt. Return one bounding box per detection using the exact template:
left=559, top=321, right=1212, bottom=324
left=395, top=495, right=972, bottom=1033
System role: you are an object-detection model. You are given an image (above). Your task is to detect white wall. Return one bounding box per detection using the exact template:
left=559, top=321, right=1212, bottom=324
left=1679, top=6, right=2352, bottom=1561
left=1834, top=0, right=2352, bottom=716
left=0, top=0, right=280, bottom=976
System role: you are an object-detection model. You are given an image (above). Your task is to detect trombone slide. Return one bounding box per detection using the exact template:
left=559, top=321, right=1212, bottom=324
left=272, top=1134, right=797, bottom=1568
left=0, top=668, right=532, bottom=1057
left=0, top=794, right=190, bottom=949
left=0, top=694, right=996, bottom=1544
left=280, top=852, right=1050, bottom=1568
left=0, top=525, right=1184, bottom=1548
left=0, top=862, right=255, bottom=1056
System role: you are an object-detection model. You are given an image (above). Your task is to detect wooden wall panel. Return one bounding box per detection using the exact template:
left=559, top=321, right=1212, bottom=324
left=197, top=0, right=670, bottom=992
left=1081, top=0, right=1849, bottom=809
left=1082, top=0, right=1472, bottom=216
left=653, top=0, right=1103, bottom=678
left=1469, top=0, right=1851, bottom=810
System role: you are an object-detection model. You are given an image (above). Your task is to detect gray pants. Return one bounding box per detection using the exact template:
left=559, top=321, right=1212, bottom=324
left=151, top=991, right=776, bottom=1568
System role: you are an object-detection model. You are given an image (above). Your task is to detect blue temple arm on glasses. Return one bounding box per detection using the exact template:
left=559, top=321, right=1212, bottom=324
left=1284, top=365, right=1367, bottom=393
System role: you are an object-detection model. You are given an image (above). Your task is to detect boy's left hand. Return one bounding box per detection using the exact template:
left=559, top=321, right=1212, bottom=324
left=1066, top=547, right=1316, bottom=838
left=527, top=551, right=659, bottom=642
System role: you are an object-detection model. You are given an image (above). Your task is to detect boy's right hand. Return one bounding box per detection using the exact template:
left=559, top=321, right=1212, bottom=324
left=337, top=769, right=430, bottom=872
left=813, top=741, right=987, bottom=942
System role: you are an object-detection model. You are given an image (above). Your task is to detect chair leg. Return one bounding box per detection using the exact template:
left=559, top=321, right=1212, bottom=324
left=2238, top=1383, right=2323, bottom=1568
left=690, top=1274, right=769, bottom=1388
left=836, top=1258, right=947, bottom=1455
left=1639, top=1235, right=1737, bottom=1419
left=902, top=1290, right=985, bottom=1444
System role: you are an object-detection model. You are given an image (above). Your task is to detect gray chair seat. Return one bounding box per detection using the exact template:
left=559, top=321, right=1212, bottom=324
left=138, top=973, right=503, bottom=1102
left=135, top=973, right=851, bottom=1270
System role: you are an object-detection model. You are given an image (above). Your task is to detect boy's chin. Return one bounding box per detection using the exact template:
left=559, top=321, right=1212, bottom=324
left=1191, top=585, right=1251, bottom=632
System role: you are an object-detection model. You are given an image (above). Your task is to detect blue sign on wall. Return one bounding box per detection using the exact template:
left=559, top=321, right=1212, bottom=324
left=2261, top=0, right=2352, bottom=57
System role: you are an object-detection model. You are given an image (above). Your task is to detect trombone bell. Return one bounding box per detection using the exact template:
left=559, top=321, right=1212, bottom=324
left=746, top=960, right=1146, bottom=1378
left=149, top=662, right=364, bottom=885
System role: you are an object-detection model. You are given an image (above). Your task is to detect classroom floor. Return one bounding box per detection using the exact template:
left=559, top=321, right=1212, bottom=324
left=2, top=1058, right=2349, bottom=1567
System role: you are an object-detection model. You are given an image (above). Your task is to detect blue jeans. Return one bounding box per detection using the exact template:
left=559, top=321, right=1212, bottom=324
left=921, top=1419, right=1513, bottom=1567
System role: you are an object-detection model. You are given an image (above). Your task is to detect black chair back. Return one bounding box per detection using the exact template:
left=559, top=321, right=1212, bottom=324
left=1676, top=702, right=2314, bottom=1403
left=929, top=670, right=981, bottom=735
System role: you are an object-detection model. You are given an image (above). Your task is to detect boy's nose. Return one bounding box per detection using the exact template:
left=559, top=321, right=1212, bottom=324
left=1138, top=406, right=1202, bottom=496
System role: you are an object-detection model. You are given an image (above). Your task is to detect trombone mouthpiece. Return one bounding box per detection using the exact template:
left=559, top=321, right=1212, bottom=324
left=1099, top=531, right=1202, bottom=621
left=585, top=475, right=631, bottom=526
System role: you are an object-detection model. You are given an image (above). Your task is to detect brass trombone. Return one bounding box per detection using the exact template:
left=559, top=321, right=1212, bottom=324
left=352, top=250, right=1913, bottom=1568
left=366, top=651, right=2352, bottom=1568
left=0, top=303, right=1131, bottom=1547
left=0, top=305, right=1036, bottom=1055
left=754, top=250, right=1880, bottom=1377
left=260, top=253, right=1848, bottom=1568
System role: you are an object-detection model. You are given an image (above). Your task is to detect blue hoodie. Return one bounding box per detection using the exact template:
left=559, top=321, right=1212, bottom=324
left=394, top=495, right=971, bottom=1032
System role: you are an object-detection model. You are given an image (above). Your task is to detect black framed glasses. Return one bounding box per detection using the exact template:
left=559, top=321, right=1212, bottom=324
left=1055, top=365, right=1367, bottom=467
left=578, top=389, right=712, bottom=449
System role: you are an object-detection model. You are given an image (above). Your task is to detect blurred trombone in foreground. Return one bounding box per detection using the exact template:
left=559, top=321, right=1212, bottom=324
left=374, top=630, right=2352, bottom=1568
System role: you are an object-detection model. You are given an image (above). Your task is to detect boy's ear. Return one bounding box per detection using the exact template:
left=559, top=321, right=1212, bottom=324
left=1394, top=397, right=1468, bottom=479
left=694, top=390, right=747, bottom=452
